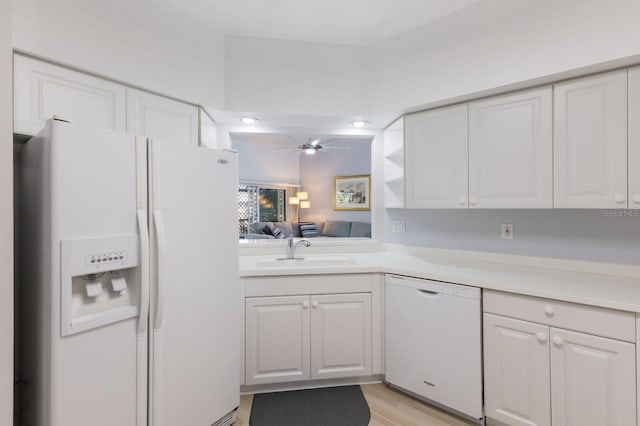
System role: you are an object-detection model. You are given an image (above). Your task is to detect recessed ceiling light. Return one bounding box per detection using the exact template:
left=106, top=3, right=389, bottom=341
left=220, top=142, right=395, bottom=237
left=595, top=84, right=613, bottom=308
left=240, top=116, right=259, bottom=124
left=351, top=120, right=369, bottom=128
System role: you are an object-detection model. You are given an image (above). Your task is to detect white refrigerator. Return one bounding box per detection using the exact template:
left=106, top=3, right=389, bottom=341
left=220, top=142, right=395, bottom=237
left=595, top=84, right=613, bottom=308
left=19, top=119, right=240, bottom=426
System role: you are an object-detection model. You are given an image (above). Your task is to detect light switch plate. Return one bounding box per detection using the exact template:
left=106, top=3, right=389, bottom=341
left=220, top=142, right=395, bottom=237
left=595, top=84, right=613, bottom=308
left=392, top=220, right=406, bottom=233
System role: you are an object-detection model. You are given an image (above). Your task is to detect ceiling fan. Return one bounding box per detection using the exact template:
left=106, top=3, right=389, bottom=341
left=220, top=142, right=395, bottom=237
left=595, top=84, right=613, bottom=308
left=292, top=137, right=350, bottom=155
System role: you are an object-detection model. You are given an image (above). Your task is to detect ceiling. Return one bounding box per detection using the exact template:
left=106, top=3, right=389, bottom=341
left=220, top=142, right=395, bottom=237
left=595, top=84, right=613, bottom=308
left=160, top=0, right=485, bottom=46
left=229, top=132, right=372, bottom=150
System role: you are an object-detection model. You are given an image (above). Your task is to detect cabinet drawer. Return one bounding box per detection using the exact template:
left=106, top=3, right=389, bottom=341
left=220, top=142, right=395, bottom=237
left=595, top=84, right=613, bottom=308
left=483, top=290, right=635, bottom=342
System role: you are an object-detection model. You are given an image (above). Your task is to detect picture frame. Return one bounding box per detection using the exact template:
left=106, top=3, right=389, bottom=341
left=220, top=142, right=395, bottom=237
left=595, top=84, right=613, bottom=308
left=333, top=175, right=371, bottom=211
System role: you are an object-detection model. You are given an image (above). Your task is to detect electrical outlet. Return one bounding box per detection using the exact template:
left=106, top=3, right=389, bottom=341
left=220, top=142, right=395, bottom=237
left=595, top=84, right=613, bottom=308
left=392, top=220, right=406, bottom=233
left=501, top=224, right=514, bottom=240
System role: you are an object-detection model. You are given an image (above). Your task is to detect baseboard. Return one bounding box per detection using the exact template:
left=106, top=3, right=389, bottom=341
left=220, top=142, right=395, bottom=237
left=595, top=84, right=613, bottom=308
left=241, top=375, right=383, bottom=395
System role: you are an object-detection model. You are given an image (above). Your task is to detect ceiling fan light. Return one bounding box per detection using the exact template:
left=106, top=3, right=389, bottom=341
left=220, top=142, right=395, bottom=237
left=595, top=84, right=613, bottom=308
left=351, top=120, right=369, bottom=128
left=240, top=116, right=259, bottom=124
left=304, top=148, right=316, bottom=155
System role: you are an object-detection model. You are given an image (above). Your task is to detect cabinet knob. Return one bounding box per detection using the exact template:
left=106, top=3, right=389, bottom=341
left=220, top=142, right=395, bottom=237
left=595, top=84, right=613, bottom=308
left=302, top=301, right=309, bottom=309
left=536, top=332, right=548, bottom=343
left=543, top=305, right=554, bottom=316
left=469, top=197, right=477, bottom=206
left=311, top=301, right=319, bottom=309
left=458, top=198, right=466, bottom=206
left=633, top=194, right=640, bottom=204
left=614, top=194, right=625, bottom=204
left=552, top=336, right=564, bottom=347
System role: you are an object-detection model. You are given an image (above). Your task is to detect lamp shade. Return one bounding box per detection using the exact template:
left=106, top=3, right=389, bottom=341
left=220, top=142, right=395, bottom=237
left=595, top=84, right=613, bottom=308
left=300, top=200, right=311, bottom=209
left=288, top=196, right=300, bottom=205
left=296, top=191, right=309, bottom=201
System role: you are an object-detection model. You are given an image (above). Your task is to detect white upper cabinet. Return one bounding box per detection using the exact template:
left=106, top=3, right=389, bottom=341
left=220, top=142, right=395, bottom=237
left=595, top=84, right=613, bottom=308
left=405, top=105, right=468, bottom=208
left=126, top=88, right=199, bottom=146
left=554, top=70, right=628, bottom=208
left=629, top=66, right=640, bottom=208
left=469, top=87, right=553, bottom=208
left=14, top=54, right=126, bottom=135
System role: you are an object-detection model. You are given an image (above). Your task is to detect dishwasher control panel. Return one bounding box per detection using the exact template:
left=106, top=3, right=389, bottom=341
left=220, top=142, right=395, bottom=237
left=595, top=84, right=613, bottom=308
left=387, top=275, right=481, bottom=299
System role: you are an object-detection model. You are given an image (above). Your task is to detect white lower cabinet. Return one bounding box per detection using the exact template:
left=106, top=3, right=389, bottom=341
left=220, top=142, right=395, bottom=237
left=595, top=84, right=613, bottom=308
left=310, top=293, right=372, bottom=380
left=550, top=328, right=636, bottom=426
left=484, top=314, right=551, bottom=426
left=484, top=290, right=636, bottom=426
left=245, top=295, right=310, bottom=385
left=245, top=292, right=372, bottom=386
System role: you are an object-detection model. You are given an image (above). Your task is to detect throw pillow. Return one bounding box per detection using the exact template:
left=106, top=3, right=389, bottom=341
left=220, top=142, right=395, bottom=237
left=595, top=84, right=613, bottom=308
left=299, top=222, right=319, bottom=238
left=350, top=222, right=371, bottom=237
left=262, top=225, right=274, bottom=236
left=268, top=223, right=286, bottom=239
left=322, top=220, right=352, bottom=237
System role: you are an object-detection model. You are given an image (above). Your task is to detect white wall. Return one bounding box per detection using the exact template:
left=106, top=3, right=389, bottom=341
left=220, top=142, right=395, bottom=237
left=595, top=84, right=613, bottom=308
left=299, top=139, right=372, bottom=224
left=365, top=0, right=640, bottom=114
left=1, top=0, right=13, bottom=423
left=12, top=0, right=226, bottom=107
left=225, top=36, right=365, bottom=117
left=231, top=137, right=301, bottom=185
left=385, top=209, right=640, bottom=265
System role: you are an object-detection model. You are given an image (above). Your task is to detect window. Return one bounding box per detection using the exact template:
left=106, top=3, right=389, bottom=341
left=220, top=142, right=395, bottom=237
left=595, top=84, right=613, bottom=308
left=238, top=183, right=291, bottom=235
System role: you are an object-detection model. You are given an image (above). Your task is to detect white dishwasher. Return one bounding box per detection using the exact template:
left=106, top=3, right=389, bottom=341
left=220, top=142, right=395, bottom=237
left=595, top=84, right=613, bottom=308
left=385, top=275, right=483, bottom=422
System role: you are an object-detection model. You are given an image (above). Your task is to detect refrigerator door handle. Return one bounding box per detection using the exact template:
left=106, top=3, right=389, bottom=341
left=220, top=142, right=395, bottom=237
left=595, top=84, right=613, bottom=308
left=153, top=209, right=166, bottom=330
left=136, top=208, right=150, bottom=336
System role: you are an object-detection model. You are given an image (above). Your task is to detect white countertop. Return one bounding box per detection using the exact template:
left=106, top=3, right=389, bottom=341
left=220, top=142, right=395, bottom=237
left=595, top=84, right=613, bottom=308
left=239, top=248, right=640, bottom=313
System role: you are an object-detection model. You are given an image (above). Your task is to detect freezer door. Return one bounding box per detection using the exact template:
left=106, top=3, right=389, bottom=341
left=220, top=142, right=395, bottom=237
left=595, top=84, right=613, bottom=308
left=148, top=141, right=240, bottom=426
left=43, top=120, right=144, bottom=426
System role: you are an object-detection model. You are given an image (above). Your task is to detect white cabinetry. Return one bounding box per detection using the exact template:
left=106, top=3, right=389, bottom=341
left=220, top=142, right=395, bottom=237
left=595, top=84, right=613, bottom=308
left=554, top=70, right=628, bottom=208
left=405, top=105, right=468, bottom=208
left=310, top=293, right=371, bottom=380
left=13, top=54, right=126, bottom=135
left=629, top=66, right=640, bottom=208
left=245, top=295, right=310, bottom=385
left=484, top=290, right=636, bottom=426
left=468, top=87, right=553, bottom=208
left=242, top=274, right=381, bottom=387
left=483, top=314, right=551, bottom=426
left=126, top=88, right=199, bottom=146
left=383, top=117, right=405, bottom=208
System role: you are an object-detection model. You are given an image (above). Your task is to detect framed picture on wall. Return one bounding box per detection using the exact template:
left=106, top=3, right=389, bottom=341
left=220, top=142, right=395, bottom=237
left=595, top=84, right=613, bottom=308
left=333, top=175, right=371, bottom=211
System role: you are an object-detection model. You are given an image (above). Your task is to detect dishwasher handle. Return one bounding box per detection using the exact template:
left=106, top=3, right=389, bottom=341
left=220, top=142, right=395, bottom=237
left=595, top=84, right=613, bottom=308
left=418, top=288, right=439, bottom=296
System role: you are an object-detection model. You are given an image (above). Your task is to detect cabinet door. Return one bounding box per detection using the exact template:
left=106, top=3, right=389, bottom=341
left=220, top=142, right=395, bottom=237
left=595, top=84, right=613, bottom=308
left=13, top=54, right=126, bottom=135
left=310, top=293, right=371, bottom=380
left=405, top=104, right=468, bottom=208
left=554, top=70, right=628, bottom=208
left=550, top=327, right=636, bottom=426
left=629, top=66, right=640, bottom=208
left=126, top=88, right=199, bottom=146
left=245, top=295, right=310, bottom=385
left=483, top=314, right=551, bottom=426
left=469, top=87, right=553, bottom=208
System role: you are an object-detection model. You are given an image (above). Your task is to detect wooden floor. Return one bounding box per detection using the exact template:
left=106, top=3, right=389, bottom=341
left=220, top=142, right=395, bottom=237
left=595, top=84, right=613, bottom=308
left=235, top=383, right=476, bottom=426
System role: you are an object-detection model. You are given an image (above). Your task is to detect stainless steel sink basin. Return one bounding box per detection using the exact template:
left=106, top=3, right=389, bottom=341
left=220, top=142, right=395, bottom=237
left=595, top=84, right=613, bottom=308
left=256, top=255, right=355, bottom=267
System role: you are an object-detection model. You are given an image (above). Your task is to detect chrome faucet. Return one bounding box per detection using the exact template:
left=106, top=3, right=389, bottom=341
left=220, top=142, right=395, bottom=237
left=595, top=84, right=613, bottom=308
left=286, top=236, right=311, bottom=260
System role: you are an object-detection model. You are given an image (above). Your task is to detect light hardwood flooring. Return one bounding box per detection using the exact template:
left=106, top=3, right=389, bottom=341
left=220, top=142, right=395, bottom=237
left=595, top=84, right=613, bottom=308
left=235, top=383, right=476, bottom=426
